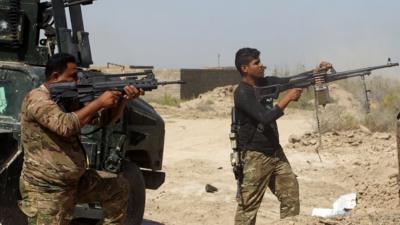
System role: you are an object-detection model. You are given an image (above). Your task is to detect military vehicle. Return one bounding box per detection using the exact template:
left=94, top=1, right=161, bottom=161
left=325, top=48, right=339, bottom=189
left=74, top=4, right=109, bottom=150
left=0, top=0, right=167, bottom=224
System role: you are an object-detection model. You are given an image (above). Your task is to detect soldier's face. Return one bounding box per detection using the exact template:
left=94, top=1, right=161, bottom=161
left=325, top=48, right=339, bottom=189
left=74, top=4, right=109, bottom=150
left=54, top=62, right=79, bottom=82
left=242, top=58, right=265, bottom=78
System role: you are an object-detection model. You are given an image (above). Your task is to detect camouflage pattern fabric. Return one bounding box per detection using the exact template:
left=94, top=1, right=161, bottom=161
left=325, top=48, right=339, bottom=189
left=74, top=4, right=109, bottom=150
left=19, top=85, right=129, bottom=224
left=20, top=169, right=129, bottom=225
left=234, top=148, right=299, bottom=225
left=20, top=85, right=85, bottom=188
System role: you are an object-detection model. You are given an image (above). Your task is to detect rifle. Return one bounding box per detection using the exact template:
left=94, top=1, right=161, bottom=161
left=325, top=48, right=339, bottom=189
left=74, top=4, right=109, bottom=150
left=48, top=70, right=185, bottom=112
left=255, top=60, right=399, bottom=103
left=229, top=107, right=244, bottom=205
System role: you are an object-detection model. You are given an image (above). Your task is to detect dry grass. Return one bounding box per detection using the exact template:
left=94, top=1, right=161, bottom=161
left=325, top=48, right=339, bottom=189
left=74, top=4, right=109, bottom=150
left=338, top=76, right=400, bottom=132
left=316, top=105, right=359, bottom=133
left=195, top=99, right=215, bottom=112
left=150, top=94, right=181, bottom=107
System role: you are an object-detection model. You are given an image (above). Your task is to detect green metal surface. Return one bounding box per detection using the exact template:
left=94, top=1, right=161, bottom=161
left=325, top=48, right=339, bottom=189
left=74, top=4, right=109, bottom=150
left=0, top=1, right=166, bottom=224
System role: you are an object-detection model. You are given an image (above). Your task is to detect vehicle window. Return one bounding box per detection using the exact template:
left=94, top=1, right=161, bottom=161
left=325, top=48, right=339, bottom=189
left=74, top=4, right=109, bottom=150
left=0, top=69, right=33, bottom=120
left=0, top=87, right=6, bottom=113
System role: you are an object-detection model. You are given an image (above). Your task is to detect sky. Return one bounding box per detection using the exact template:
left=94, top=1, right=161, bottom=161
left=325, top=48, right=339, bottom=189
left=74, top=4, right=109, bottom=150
left=81, top=0, right=400, bottom=75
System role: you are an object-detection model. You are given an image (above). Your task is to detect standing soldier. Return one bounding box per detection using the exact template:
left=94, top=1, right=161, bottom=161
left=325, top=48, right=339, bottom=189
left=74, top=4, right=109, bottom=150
left=233, top=47, right=331, bottom=224
left=19, top=53, right=144, bottom=225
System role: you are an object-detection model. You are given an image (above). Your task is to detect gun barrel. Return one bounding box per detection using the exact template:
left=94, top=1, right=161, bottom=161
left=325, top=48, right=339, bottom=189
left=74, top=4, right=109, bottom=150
left=157, top=80, right=186, bottom=85
left=326, top=72, right=373, bottom=83
left=333, top=62, right=399, bottom=76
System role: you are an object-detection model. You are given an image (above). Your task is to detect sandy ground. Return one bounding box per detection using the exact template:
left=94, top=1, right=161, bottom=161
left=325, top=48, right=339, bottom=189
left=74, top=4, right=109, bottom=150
left=142, top=85, right=400, bottom=225
left=143, top=111, right=311, bottom=225
left=142, top=108, right=400, bottom=225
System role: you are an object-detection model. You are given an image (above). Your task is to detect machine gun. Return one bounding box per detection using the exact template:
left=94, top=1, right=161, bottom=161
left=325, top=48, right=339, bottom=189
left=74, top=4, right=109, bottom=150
left=255, top=60, right=399, bottom=106
left=48, top=70, right=185, bottom=112
left=255, top=59, right=398, bottom=161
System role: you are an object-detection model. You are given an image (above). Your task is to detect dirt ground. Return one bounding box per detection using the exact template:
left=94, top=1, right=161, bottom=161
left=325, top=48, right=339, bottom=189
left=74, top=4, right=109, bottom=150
left=142, top=85, right=400, bottom=225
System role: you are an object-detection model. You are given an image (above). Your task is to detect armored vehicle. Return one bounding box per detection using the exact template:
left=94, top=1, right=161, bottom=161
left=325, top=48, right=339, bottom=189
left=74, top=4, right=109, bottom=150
left=0, top=1, right=166, bottom=224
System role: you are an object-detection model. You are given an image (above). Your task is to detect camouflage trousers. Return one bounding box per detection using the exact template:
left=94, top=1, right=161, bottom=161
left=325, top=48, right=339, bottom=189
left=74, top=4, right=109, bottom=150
left=234, top=148, right=300, bottom=225
left=19, top=169, right=130, bottom=225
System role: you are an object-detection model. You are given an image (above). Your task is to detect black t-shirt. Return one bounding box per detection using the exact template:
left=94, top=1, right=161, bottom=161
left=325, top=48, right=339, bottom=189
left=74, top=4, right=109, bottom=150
left=233, top=76, right=290, bottom=154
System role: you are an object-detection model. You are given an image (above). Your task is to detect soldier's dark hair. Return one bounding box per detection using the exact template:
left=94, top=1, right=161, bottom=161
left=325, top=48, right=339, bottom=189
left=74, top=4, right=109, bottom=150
left=235, top=48, right=260, bottom=76
left=45, top=53, right=76, bottom=80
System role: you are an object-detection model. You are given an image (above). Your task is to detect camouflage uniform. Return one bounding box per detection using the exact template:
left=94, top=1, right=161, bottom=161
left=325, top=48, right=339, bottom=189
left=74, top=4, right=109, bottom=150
left=234, top=148, right=299, bottom=225
left=19, top=85, right=129, bottom=225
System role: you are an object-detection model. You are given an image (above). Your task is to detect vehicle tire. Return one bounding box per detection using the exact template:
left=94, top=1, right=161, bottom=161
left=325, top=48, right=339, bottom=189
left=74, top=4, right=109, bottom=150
left=122, top=161, right=146, bottom=225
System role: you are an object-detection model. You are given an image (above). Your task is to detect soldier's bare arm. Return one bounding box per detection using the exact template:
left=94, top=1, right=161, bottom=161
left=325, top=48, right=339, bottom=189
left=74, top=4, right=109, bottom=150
left=109, top=85, right=144, bottom=124
left=74, top=90, right=122, bottom=126
left=277, top=88, right=303, bottom=110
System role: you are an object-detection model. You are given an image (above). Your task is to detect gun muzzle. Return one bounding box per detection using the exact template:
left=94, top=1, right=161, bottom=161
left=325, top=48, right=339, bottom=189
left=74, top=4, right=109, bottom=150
left=158, top=80, right=186, bottom=85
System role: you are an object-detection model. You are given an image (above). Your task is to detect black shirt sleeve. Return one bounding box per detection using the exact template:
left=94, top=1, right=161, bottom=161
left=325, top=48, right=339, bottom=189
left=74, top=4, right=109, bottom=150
left=235, top=85, right=284, bottom=125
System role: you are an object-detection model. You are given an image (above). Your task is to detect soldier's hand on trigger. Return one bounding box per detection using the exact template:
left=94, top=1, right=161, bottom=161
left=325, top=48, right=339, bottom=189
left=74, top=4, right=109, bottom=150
left=97, top=90, right=122, bottom=109
left=122, top=85, right=144, bottom=101
left=286, top=88, right=303, bottom=101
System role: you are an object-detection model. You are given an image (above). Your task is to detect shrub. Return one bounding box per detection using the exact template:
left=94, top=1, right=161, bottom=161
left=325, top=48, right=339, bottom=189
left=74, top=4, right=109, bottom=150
left=151, top=94, right=181, bottom=107
left=315, top=105, right=359, bottom=133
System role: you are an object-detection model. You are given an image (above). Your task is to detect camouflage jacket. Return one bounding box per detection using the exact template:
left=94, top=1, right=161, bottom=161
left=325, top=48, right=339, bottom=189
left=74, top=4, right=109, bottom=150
left=20, top=85, right=98, bottom=190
